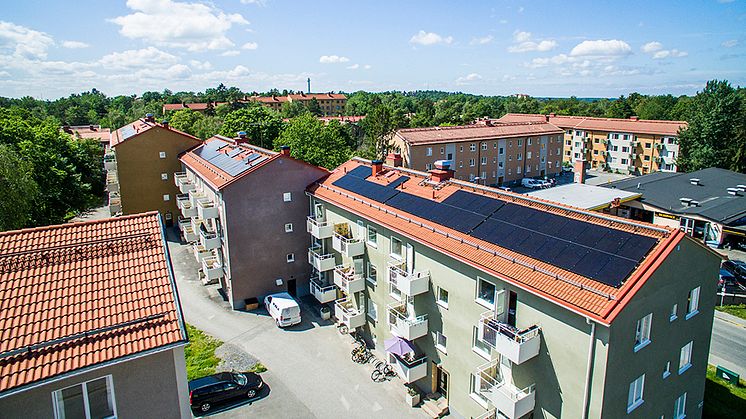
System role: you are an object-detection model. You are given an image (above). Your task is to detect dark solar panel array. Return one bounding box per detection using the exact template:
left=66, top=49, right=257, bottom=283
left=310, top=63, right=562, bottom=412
left=195, top=142, right=268, bottom=177
left=330, top=173, right=659, bottom=287
left=387, top=176, right=410, bottom=190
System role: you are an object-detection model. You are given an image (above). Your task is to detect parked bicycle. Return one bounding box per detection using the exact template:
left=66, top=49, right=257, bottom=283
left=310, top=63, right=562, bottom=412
left=370, top=361, right=397, bottom=382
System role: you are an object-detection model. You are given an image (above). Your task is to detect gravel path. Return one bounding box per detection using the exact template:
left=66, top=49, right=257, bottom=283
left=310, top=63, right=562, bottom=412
left=216, top=343, right=258, bottom=373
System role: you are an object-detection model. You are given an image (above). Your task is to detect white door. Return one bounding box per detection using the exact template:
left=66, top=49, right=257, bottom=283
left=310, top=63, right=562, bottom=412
left=405, top=243, right=414, bottom=274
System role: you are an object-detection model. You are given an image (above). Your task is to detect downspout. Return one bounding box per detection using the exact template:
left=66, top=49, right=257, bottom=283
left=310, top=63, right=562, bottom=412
left=582, top=318, right=597, bottom=419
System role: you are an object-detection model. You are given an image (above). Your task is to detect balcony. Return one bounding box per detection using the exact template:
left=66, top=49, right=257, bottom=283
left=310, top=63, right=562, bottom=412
left=306, top=216, right=333, bottom=239
left=174, top=172, right=196, bottom=194
left=474, top=409, right=497, bottom=419
left=108, top=193, right=121, bottom=215
left=106, top=172, right=119, bottom=193
left=197, top=199, right=219, bottom=219
left=200, top=227, right=221, bottom=250
left=310, top=277, right=337, bottom=303
left=388, top=261, right=430, bottom=296
left=189, top=189, right=207, bottom=207
left=333, top=265, right=365, bottom=294
left=332, top=232, right=365, bottom=258
left=177, top=194, right=197, bottom=218
left=334, top=297, right=365, bottom=329
left=192, top=244, right=213, bottom=262
left=390, top=352, right=428, bottom=384
left=478, top=311, right=540, bottom=364
left=308, top=246, right=335, bottom=272
left=202, top=256, right=223, bottom=282
left=388, top=302, right=428, bottom=340
left=474, top=361, right=535, bottom=419
left=103, top=155, right=116, bottom=171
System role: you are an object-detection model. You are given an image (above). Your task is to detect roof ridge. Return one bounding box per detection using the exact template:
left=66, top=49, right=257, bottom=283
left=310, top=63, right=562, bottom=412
left=0, top=211, right=159, bottom=238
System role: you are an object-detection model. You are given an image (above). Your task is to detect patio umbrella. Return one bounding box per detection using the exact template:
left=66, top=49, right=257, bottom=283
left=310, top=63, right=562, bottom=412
left=384, top=336, right=415, bottom=356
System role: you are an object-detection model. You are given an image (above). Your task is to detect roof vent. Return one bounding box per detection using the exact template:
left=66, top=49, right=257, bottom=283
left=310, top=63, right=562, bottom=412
left=680, top=197, right=693, bottom=205
left=736, top=184, right=746, bottom=192
left=689, top=178, right=700, bottom=186
left=727, top=188, right=742, bottom=196
left=689, top=200, right=700, bottom=206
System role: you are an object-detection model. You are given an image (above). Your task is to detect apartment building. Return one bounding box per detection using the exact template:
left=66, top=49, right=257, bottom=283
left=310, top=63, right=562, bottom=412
left=163, top=93, right=348, bottom=116
left=177, top=134, right=328, bottom=309
left=305, top=158, right=720, bottom=419
left=498, top=114, right=688, bottom=174
left=107, top=114, right=202, bottom=221
left=162, top=101, right=228, bottom=114
left=0, top=212, right=190, bottom=419
left=391, top=122, right=565, bottom=186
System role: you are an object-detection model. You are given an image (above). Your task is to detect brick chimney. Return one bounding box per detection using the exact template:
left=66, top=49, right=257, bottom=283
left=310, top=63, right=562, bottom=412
left=385, top=152, right=403, bottom=167
left=573, top=159, right=587, bottom=184
left=161, top=120, right=169, bottom=129
left=371, top=160, right=384, bottom=176
left=236, top=131, right=248, bottom=143
left=280, top=145, right=291, bottom=156
left=144, top=113, right=155, bottom=123
left=629, top=116, right=640, bottom=121
left=430, top=160, right=454, bottom=183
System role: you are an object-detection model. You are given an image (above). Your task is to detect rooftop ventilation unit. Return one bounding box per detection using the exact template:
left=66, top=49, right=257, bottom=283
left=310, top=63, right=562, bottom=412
left=736, top=184, right=746, bottom=192
left=680, top=197, right=693, bottom=205
left=689, top=200, right=700, bottom=206
left=727, top=188, right=742, bottom=196
left=690, top=178, right=700, bottom=186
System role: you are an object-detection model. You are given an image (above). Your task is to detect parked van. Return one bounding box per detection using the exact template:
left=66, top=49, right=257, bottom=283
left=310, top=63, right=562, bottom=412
left=264, top=292, right=301, bottom=327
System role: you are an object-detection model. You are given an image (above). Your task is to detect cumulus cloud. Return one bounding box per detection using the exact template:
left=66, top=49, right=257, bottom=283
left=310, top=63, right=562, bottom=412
left=61, top=40, right=90, bottom=49
left=242, top=42, right=258, bottom=50
left=641, top=41, right=663, bottom=53
left=455, top=73, right=482, bottom=84
left=409, top=30, right=453, bottom=46
left=240, top=0, right=267, bottom=5
left=641, top=41, right=687, bottom=59
left=570, top=39, right=632, bottom=56
left=364, top=64, right=372, bottom=70
left=470, top=35, right=494, bottom=45
left=508, top=31, right=557, bottom=53
left=98, top=47, right=179, bottom=69
left=189, top=59, right=212, bottom=70
left=346, top=64, right=359, bottom=70
left=109, top=0, right=249, bottom=51
left=0, top=21, right=54, bottom=59
left=319, top=55, right=349, bottom=64
left=221, top=50, right=240, bottom=56
left=721, top=39, right=738, bottom=48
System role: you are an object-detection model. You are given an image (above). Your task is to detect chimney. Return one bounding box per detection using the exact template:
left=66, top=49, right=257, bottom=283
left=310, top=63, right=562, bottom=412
left=429, top=160, right=454, bottom=183
left=371, top=160, right=384, bottom=176
left=690, top=178, right=700, bottom=186
left=145, top=113, right=155, bottom=123
left=161, top=120, right=169, bottom=129
left=385, top=152, right=403, bottom=167
left=630, top=116, right=640, bottom=121
left=237, top=131, right=248, bottom=143
left=573, top=159, right=587, bottom=184
left=89, top=125, right=94, bottom=131
left=545, top=115, right=550, bottom=122
left=280, top=145, right=291, bottom=156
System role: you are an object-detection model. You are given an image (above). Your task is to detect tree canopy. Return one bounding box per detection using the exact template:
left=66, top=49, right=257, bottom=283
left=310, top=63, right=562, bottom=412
left=275, top=114, right=352, bottom=169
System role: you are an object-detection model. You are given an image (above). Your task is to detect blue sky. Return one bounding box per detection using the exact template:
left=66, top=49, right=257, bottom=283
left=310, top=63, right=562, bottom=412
left=1, top=0, right=744, bottom=99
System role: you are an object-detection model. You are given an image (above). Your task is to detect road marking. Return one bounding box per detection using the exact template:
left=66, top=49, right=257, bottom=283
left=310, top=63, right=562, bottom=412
left=339, top=394, right=350, bottom=411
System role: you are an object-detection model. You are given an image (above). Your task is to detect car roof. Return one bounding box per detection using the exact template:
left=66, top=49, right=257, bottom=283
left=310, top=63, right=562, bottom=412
left=188, top=372, right=234, bottom=391
left=267, top=292, right=299, bottom=309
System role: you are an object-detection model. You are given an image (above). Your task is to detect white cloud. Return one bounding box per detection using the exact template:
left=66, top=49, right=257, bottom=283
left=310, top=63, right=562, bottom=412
left=109, top=0, right=249, bottom=51
left=346, top=64, right=359, bottom=70
left=508, top=31, right=557, bottom=53
left=499, top=19, right=508, bottom=24
left=189, top=59, right=212, bottom=70
left=0, top=21, right=54, bottom=59
left=240, top=0, right=267, bottom=5
left=363, top=64, right=371, bottom=70
left=98, top=47, right=179, bottom=69
left=61, top=40, right=90, bottom=49
left=722, top=39, right=738, bottom=48
left=319, top=55, right=349, bottom=64
left=640, top=41, right=687, bottom=59
left=456, top=73, right=482, bottom=84
left=221, top=50, right=240, bottom=56
left=409, top=30, right=453, bottom=46
left=242, top=42, right=258, bottom=50
left=641, top=41, right=663, bottom=53
left=470, top=35, right=494, bottom=45
left=570, top=39, right=632, bottom=57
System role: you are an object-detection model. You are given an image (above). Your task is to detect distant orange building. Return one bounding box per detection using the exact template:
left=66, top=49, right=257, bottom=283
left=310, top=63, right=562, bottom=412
left=162, top=93, right=348, bottom=117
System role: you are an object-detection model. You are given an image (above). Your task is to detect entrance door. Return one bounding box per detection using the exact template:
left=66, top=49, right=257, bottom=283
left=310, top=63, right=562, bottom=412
left=287, top=278, right=297, bottom=297
left=436, top=367, right=449, bottom=399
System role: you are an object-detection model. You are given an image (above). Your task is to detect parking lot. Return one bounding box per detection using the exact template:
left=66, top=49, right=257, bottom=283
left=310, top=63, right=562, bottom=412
left=166, top=229, right=426, bottom=419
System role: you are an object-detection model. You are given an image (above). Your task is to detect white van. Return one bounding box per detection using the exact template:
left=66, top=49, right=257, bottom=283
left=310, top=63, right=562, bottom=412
left=263, top=293, right=301, bottom=327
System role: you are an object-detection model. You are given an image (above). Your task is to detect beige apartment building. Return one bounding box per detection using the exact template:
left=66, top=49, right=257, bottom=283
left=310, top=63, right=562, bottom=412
left=391, top=121, right=565, bottom=186
left=498, top=114, right=688, bottom=174
left=162, top=93, right=348, bottom=116
left=305, top=157, right=720, bottom=419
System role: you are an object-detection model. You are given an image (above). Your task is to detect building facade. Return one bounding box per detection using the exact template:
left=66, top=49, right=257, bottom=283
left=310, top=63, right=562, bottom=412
left=0, top=213, right=190, bottom=419
left=497, top=114, right=687, bottom=174
left=177, top=135, right=328, bottom=309
left=108, top=115, right=202, bottom=221
left=391, top=122, right=565, bottom=186
left=306, top=158, right=719, bottom=419
left=163, top=93, right=348, bottom=117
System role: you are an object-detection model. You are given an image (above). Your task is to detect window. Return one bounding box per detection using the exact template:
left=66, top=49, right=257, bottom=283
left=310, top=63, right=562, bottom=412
left=367, top=300, right=378, bottom=321
left=622, top=146, right=629, bottom=153
left=472, top=326, right=491, bottom=359
left=481, top=157, right=487, bottom=165
left=283, top=192, right=292, bottom=202
left=426, top=147, right=433, bottom=156
left=634, top=313, right=652, bottom=351
left=663, top=361, right=671, bottom=379
left=469, top=159, right=475, bottom=167
left=526, top=151, right=532, bottom=159
left=481, top=143, right=487, bottom=150
left=286, top=253, right=295, bottom=263
left=686, top=287, right=699, bottom=319
left=673, top=392, right=687, bottom=419
left=476, top=277, right=496, bottom=309
left=437, top=287, right=449, bottom=308
left=161, top=173, right=168, bottom=180
left=367, top=262, right=377, bottom=284
left=517, top=166, right=521, bottom=174
left=517, top=153, right=523, bottom=161
left=390, top=236, right=403, bottom=259
left=284, top=223, right=293, bottom=233
left=644, top=155, right=651, bottom=161
left=440, top=147, right=445, bottom=154
left=470, top=373, right=489, bottom=408
left=526, top=166, right=531, bottom=173
left=556, top=148, right=560, bottom=155
left=679, top=341, right=692, bottom=374
left=53, top=376, right=116, bottom=419
left=435, top=331, right=447, bottom=353
left=499, top=147, right=504, bottom=155
left=163, top=194, right=170, bottom=201
left=517, top=139, right=523, bottom=146
left=158, top=151, right=166, bottom=158
left=645, top=143, right=652, bottom=149
left=426, top=163, right=433, bottom=171
left=470, top=143, right=476, bottom=152
left=527, top=138, right=532, bottom=145
left=627, top=374, right=645, bottom=413
left=621, top=158, right=628, bottom=165
left=367, top=225, right=377, bottom=246
left=670, top=304, right=678, bottom=322
left=459, top=161, right=463, bottom=168
left=498, top=162, right=504, bottom=169
left=460, top=146, right=464, bottom=152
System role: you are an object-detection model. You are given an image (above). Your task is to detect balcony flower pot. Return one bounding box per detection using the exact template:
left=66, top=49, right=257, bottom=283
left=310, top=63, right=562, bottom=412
left=320, top=306, right=331, bottom=320
left=405, top=387, right=420, bottom=407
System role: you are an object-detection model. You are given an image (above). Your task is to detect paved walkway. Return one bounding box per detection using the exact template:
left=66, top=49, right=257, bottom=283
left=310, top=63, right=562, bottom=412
left=709, top=310, right=746, bottom=378
left=166, top=229, right=425, bottom=419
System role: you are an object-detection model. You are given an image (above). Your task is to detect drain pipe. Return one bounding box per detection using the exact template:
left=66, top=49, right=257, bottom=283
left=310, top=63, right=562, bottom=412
left=582, top=318, right=597, bottom=419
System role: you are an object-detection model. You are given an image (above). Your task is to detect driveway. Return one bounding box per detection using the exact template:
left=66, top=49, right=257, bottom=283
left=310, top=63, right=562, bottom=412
left=709, top=310, right=746, bottom=378
left=166, top=229, right=426, bottom=419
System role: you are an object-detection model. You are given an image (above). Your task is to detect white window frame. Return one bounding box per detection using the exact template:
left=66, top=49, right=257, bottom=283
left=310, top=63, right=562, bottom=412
left=158, top=151, right=166, bottom=159
left=481, top=143, right=487, bottom=151
left=284, top=223, right=293, bottom=233
left=426, top=147, right=432, bottom=156
left=367, top=299, right=378, bottom=322
left=283, top=192, right=292, bottom=202
left=436, top=287, right=449, bottom=309
left=663, top=361, right=671, bottom=379
left=686, top=287, right=699, bottom=319
left=678, top=341, right=693, bottom=374
left=286, top=253, right=295, bottom=263
left=673, top=392, right=687, bottom=419
left=160, top=173, right=168, bottom=180
left=634, top=313, right=652, bottom=352
left=435, top=331, right=447, bottom=353
left=367, top=225, right=377, bottom=247
left=670, top=304, right=678, bottom=322
left=475, top=277, right=496, bottom=310
left=367, top=262, right=377, bottom=285
left=390, top=236, right=403, bottom=260
left=162, top=194, right=170, bottom=201
left=53, top=375, right=117, bottom=419
left=469, top=373, right=490, bottom=408
left=627, top=374, right=645, bottom=413
left=472, top=326, right=491, bottom=360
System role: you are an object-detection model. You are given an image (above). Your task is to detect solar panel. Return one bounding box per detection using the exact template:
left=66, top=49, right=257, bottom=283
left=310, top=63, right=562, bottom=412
left=347, top=165, right=372, bottom=179
left=387, top=176, right=410, bottom=190
left=120, top=126, right=137, bottom=140
left=332, top=174, right=400, bottom=203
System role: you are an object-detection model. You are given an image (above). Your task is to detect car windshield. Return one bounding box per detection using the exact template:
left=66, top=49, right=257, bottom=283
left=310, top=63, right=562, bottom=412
left=233, top=373, right=247, bottom=386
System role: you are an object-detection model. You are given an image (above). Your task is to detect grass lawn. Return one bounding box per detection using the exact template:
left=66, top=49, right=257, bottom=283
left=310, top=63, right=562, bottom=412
left=184, top=323, right=223, bottom=380
left=704, top=364, right=746, bottom=418
left=715, top=304, right=746, bottom=320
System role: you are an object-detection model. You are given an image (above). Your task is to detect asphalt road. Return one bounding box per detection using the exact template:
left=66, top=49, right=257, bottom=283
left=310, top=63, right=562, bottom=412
left=709, top=310, right=746, bottom=377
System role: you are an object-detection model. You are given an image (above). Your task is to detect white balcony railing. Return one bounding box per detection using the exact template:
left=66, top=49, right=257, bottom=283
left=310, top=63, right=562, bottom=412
left=104, top=157, right=116, bottom=171
left=333, top=265, right=365, bottom=294
left=310, top=277, right=337, bottom=304
left=391, top=352, right=428, bottom=384
left=177, top=194, right=197, bottom=218
left=332, top=232, right=365, bottom=257
left=108, top=193, right=121, bottom=215
left=334, top=297, right=365, bottom=329
left=387, top=302, right=428, bottom=340
left=308, top=246, right=335, bottom=272
left=306, top=216, right=333, bottom=239
left=106, top=173, right=119, bottom=193
left=387, top=261, right=430, bottom=296
left=200, top=228, right=221, bottom=250
left=197, top=199, right=219, bottom=219
left=189, top=189, right=207, bottom=207
left=192, top=244, right=213, bottom=262
left=478, top=311, right=540, bottom=364
left=474, top=360, right=535, bottom=419
left=202, top=256, right=223, bottom=281
left=474, top=409, right=497, bottom=419
left=174, top=172, right=196, bottom=193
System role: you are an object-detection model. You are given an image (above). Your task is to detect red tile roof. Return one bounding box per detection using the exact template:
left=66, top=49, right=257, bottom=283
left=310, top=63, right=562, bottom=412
left=62, top=125, right=112, bottom=143
left=288, top=93, right=347, bottom=101
left=250, top=96, right=289, bottom=103
left=110, top=118, right=201, bottom=148
left=497, top=113, right=688, bottom=136
left=309, top=159, right=684, bottom=324
left=0, top=212, right=187, bottom=395
left=396, top=122, right=564, bottom=146
left=162, top=102, right=228, bottom=112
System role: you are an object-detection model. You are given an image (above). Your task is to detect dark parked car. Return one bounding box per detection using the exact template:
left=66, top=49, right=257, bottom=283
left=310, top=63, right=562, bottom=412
left=722, top=260, right=746, bottom=283
left=189, top=371, right=263, bottom=413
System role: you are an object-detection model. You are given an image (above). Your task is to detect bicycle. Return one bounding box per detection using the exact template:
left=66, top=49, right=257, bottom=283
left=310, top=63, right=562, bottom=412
left=370, top=362, right=397, bottom=382
left=351, top=344, right=372, bottom=364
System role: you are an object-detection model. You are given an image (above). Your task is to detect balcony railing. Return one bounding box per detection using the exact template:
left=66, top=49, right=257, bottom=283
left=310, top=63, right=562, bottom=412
left=391, top=352, right=427, bottom=384
left=332, top=232, right=365, bottom=257
left=192, top=244, right=213, bottom=262
left=108, top=193, right=121, bottom=215
left=333, top=265, right=365, bottom=294
left=478, top=311, right=540, bottom=364
left=199, top=226, right=220, bottom=250
left=334, top=297, right=365, bottom=329
left=106, top=172, right=119, bottom=193
left=308, top=246, right=335, bottom=272
left=177, top=194, right=197, bottom=218
left=189, top=189, right=207, bottom=207
left=197, top=199, right=219, bottom=219
left=387, top=302, right=428, bottom=340
left=474, top=360, right=535, bottom=419
left=202, top=256, right=223, bottom=282
left=306, top=216, right=333, bottom=239
left=310, top=277, right=337, bottom=304
left=103, top=156, right=116, bottom=171
left=474, top=409, right=497, bottom=419
left=387, top=261, right=430, bottom=296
